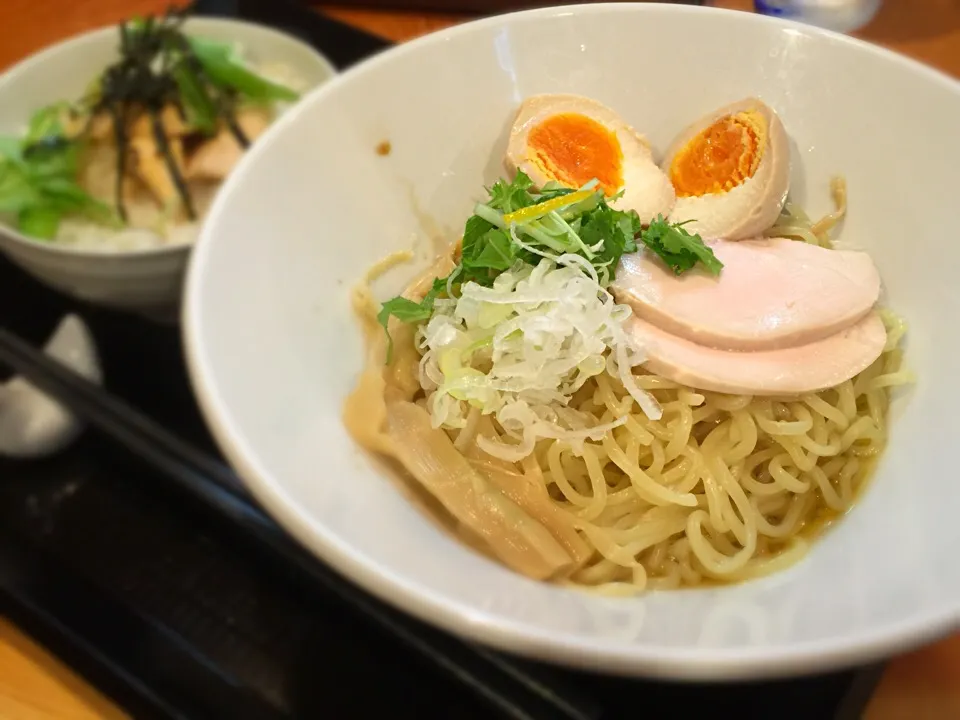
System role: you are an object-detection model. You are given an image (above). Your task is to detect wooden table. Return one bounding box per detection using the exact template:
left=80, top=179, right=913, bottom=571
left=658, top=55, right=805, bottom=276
left=1, top=0, right=959, bottom=717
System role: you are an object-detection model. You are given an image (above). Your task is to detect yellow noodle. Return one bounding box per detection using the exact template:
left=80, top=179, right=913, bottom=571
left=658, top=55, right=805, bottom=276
left=347, top=185, right=914, bottom=595
left=420, top=313, right=907, bottom=591
left=769, top=453, right=811, bottom=493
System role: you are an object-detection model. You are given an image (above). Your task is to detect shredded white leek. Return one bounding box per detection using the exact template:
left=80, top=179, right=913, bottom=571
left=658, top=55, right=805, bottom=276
left=417, top=258, right=662, bottom=461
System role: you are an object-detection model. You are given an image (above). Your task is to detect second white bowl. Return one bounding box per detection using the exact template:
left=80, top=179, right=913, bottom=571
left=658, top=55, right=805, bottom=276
left=0, top=17, right=336, bottom=317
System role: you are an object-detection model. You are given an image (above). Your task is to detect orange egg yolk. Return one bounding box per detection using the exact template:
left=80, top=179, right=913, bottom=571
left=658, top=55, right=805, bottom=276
left=670, top=110, right=767, bottom=198
left=526, top=113, right=624, bottom=196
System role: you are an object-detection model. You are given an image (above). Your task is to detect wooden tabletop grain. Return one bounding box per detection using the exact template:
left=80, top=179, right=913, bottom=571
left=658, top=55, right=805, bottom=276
left=1, top=1, right=959, bottom=717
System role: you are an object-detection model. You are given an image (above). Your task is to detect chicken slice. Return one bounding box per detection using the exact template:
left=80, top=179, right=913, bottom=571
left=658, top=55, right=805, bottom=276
left=128, top=134, right=188, bottom=216
left=130, top=104, right=189, bottom=139
left=184, top=107, right=272, bottom=181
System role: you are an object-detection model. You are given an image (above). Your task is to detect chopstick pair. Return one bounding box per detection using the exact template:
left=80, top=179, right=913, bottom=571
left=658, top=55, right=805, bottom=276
left=0, top=324, right=601, bottom=720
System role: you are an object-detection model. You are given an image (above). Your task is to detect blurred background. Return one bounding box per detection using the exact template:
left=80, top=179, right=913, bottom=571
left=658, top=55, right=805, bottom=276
left=2, top=0, right=959, bottom=77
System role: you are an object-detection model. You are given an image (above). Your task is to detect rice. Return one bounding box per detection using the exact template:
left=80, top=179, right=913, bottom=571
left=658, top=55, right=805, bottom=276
left=34, top=59, right=305, bottom=253
left=54, top=218, right=199, bottom=252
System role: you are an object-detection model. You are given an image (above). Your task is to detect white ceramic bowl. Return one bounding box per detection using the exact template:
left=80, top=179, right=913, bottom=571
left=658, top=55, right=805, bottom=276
left=184, top=4, right=960, bottom=679
left=0, top=17, right=335, bottom=317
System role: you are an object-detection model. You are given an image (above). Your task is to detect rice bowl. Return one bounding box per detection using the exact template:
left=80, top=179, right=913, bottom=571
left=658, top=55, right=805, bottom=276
left=0, top=14, right=334, bottom=314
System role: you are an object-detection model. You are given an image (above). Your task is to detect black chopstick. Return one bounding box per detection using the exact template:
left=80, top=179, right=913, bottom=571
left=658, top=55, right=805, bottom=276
left=0, top=325, right=251, bottom=500
left=0, top=325, right=602, bottom=720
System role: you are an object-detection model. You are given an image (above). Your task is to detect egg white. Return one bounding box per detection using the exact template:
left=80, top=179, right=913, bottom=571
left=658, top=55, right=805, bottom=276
left=505, top=94, right=676, bottom=224
left=661, top=97, right=790, bottom=240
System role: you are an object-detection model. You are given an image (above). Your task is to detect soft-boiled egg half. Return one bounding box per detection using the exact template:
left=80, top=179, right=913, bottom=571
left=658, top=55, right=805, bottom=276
left=662, top=98, right=790, bottom=241
left=505, top=94, right=675, bottom=223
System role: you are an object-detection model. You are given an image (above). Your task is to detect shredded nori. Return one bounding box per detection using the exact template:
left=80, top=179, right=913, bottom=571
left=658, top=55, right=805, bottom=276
left=84, top=6, right=246, bottom=221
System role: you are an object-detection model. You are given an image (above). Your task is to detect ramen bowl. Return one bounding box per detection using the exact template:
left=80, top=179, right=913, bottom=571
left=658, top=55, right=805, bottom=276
left=184, top=4, right=960, bottom=679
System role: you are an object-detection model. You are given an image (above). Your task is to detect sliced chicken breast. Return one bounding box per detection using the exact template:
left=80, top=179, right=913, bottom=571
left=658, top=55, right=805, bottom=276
left=185, top=107, right=272, bottom=182
left=614, top=237, right=881, bottom=351
left=628, top=311, right=887, bottom=396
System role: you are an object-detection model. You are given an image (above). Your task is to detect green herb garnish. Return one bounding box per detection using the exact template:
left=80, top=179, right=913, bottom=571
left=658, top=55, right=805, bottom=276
left=24, top=102, right=70, bottom=147
left=376, top=174, right=725, bottom=360
left=462, top=172, right=638, bottom=286
left=171, top=62, right=219, bottom=134
left=377, top=172, right=641, bottom=357
left=638, top=215, right=724, bottom=276
left=0, top=105, right=114, bottom=240
left=187, top=37, right=299, bottom=103
left=378, top=278, right=446, bottom=362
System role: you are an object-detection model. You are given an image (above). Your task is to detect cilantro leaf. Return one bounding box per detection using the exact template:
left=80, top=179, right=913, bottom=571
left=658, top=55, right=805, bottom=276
left=486, top=171, right=535, bottom=213
left=579, top=204, right=641, bottom=281
left=469, top=228, right=517, bottom=273
left=378, top=296, right=433, bottom=326
left=378, top=278, right=446, bottom=362
left=376, top=173, right=699, bottom=363
left=460, top=224, right=518, bottom=287
left=475, top=172, right=648, bottom=283
left=638, top=215, right=723, bottom=276
left=461, top=214, right=494, bottom=260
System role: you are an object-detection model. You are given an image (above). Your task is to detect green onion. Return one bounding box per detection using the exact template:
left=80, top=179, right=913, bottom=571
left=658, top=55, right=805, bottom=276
left=188, top=37, right=299, bottom=102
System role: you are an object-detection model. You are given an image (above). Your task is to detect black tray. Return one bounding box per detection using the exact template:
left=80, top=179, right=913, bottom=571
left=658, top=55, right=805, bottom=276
left=0, top=1, right=885, bottom=718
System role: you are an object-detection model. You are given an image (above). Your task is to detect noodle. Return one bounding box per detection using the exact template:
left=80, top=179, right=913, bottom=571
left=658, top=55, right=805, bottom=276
left=419, top=322, right=905, bottom=592
left=767, top=176, right=847, bottom=248
left=345, top=180, right=914, bottom=595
